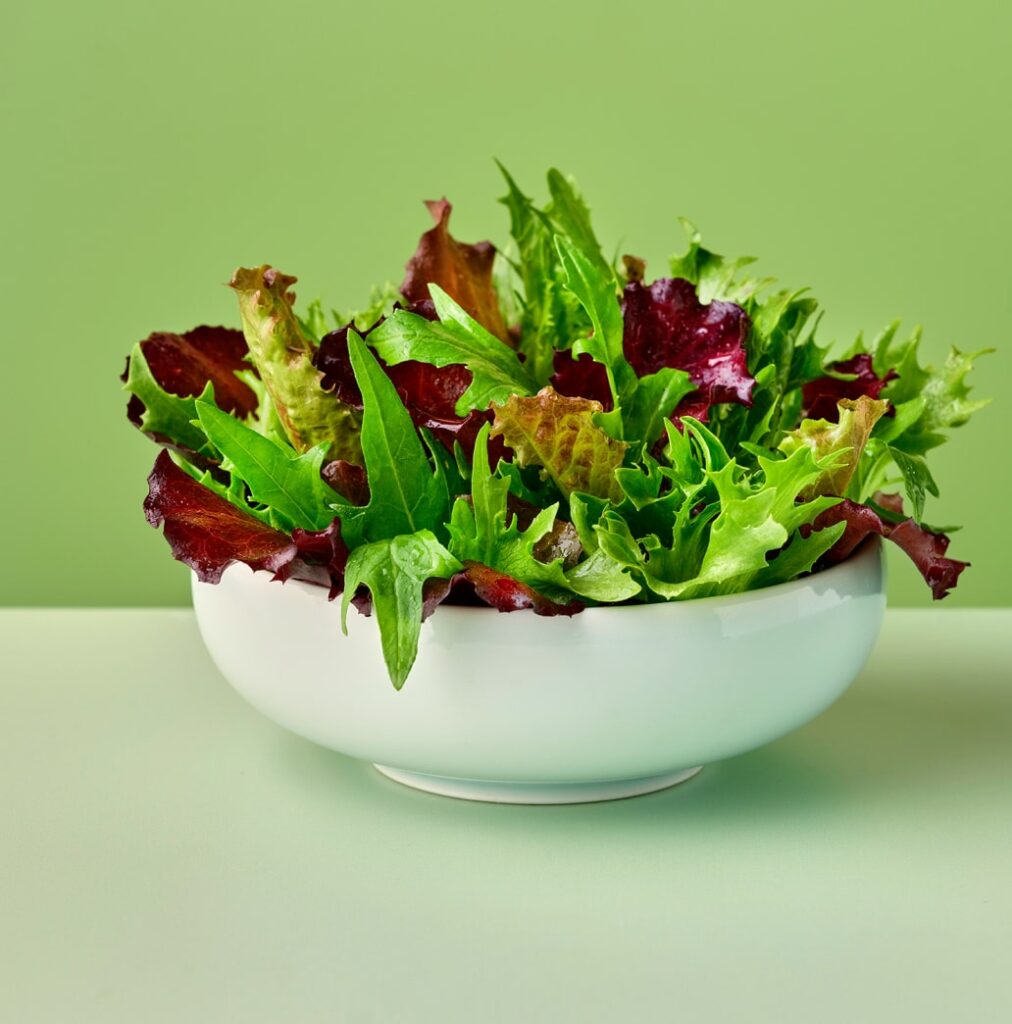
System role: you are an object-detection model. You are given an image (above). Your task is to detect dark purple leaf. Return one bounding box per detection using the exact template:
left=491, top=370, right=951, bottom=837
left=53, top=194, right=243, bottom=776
left=315, top=316, right=385, bottom=408
left=276, top=520, right=349, bottom=597
left=550, top=350, right=613, bottom=409
left=887, top=519, right=968, bottom=600
left=802, top=354, right=897, bottom=422
left=321, top=460, right=370, bottom=506
left=811, top=494, right=967, bottom=599
left=144, top=451, right=296, bottom=584
left=315, top=301, right=440, bottom=408
left=386, top=359, right=473, bottom=423
left=622, top=278, right=754, bottom=417
left=124, top=325, right=258, bottom=427
left=316, top=305, right=508, bottom=461
left=670, top=392, right=715, bottom=424
left=810, top=499, right=886, bottom=563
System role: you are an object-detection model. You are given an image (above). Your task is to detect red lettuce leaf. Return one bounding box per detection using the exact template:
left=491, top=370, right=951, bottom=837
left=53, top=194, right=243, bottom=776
left=458, top=562, right=584, bottom=615
left=802, top=354, right=897, bottom=422
left=887, top=519, right=968, bottom=600
left=315, top=319, right=381, bottom=409
left=387, top=360, right=473, bottom=427
left=315, top=299, right=436, bottom=406
left=276, top=520, right=349, bottom=597
left=811, top=493, right=967, bottom=599
left=354, top=561, right=584, bottom=617
left=809, top=499, right=886, bottom=563
left=145, top=451, right=349, bottom=593
left=315, top=305, right=508, bottom=461
left=124, top=325, right=258, bottom=427
left=622, top=278, right=754, bottom=414
left=554, top=279, right=753, bottom=420
left=872, top=490, right=905, bottom=518
left=322, top=460, right=370, bottom=506
left=550, top=350, right=613, bottom=409
left=669, top=392, right=716, bottom=425
left=144, top=450, right=296, bottom=583
left=401, top=198, right=508, bottom=341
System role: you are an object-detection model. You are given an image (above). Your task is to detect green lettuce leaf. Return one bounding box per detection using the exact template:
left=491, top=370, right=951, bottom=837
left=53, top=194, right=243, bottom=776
left=123, top=344, right=214, bottom=455
left=668, top=220, right=764, bottom=305
left=554, top=235, right=637, bottom=408
left=545, top=169, right=611, bottom=278
left=335, top=330, right=451, bottom=547
left=496, top=164, right=578, bottom=385
left=367, top=284, right=536, bottom=414
left=563, top=547, right=641, bottom=602
left=596, top=454, right=707, bottom=553
left=234, top=368, right=292, bottom=449
left=886, top=445, right=939, bottom=522
left=195, top=399, right=333, bottom=532
left=447, top=425, right=639, bottom=602
left=874, top=326, right=990, bottom=454
left=597, top=423, right=840, bottom=600
left=341, top=530, right=461, bottom=689
left=753, top=520, right=848, bottom=589
left=622, top=367, right=696, bottom=449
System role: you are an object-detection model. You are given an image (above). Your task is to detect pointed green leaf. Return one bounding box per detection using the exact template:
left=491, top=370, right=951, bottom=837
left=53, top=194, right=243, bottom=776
left=545, top=168, right=610, bottom=277
left=340, top=330, right=451, bottom=546
left=195, top=400, right=332, bottom=531
left=887, top=445, right=939, bottom=522
left=554, top=235, right=637, bottom=406
left=367, top=284, right=536, bottom=414
left=341, top=531, right=461, bottom=689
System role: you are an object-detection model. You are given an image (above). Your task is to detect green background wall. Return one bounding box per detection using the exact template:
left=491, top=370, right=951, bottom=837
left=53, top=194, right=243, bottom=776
left=3, top=0, right=1008, bottom=607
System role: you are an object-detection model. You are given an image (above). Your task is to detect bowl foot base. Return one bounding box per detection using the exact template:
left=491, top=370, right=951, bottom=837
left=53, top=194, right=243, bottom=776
left=372, top=764, right=702, bottom=804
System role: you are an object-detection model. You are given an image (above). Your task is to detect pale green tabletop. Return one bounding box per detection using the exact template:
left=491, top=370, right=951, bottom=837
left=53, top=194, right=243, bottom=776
left=2, top=609, right=1010, bottom=1023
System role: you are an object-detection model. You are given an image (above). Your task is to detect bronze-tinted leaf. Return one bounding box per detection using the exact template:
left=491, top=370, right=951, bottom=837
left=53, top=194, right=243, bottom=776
left=230, top=265, right=362, bottom=461
left=491, top=387, right=628, bottom=501
left=401, top=198, right=508, bottom=342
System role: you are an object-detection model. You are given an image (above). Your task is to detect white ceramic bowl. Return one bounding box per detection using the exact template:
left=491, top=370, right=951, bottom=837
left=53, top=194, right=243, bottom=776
left=192, top=539, right=885, bottom=803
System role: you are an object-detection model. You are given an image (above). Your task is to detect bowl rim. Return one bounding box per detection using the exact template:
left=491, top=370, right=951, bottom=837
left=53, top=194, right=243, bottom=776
left=210, top=536, right=883, bottom=617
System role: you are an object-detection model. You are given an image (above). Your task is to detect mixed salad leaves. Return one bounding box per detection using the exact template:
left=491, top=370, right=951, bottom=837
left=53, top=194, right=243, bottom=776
left=124, top=167, right=988, bottom=687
